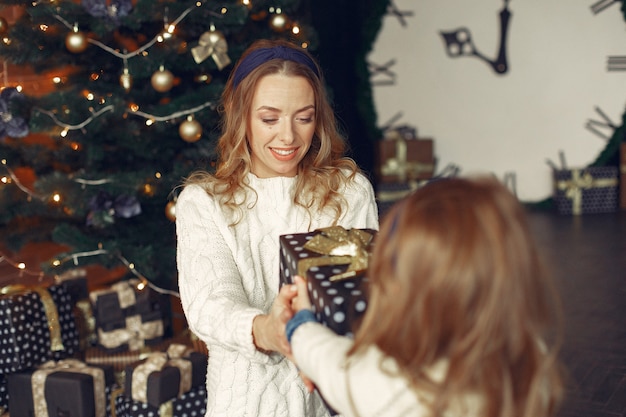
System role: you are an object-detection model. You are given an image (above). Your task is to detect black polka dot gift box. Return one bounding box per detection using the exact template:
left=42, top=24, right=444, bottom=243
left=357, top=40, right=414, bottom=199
left=0, top=283, right=80, bottom=375
left=552, top=166, right=618, bottom=215
left=7, top=359, right=117, bottom=417
left=279, top=227, right=376, bottom=336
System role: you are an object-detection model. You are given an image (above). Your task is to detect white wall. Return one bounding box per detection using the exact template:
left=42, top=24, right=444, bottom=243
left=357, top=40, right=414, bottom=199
left=369, top=0, right=626, bottom=201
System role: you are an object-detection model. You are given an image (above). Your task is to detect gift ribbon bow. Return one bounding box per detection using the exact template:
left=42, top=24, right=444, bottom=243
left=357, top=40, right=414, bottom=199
left=556, top=169, right=618, bottom=215
left=97, top=314, right=163, bottom=351
left=380, top=137, right=434, bottom=182
left=0, top=284, right=64, bottom=351
left=32, top=359, right=106, bottom=417
left=299, top=227, right=373, bottom=282
left=131, top=344, right=195, bottom=417
left=191, top=30, right=231, bottom=70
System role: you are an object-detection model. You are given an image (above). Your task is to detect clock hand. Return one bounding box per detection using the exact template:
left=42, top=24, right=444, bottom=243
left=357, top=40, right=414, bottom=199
left=439, top=0, right=512, bottom=75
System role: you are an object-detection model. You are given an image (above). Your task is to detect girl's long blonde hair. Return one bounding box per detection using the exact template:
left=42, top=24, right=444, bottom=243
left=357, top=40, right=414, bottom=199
left=185, top=39, right=359, bottom=225
left=352, top=176, right=564, bottom=417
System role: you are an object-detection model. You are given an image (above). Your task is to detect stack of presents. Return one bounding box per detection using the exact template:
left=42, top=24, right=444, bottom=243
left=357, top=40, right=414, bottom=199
left=0, top=277, right=208, bottom=417
left=550, top=144, right=626, bottom=215
left=374, top=124, right=456, bottom=218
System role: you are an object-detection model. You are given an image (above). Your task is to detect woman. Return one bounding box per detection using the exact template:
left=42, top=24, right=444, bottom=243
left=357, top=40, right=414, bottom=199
left=176, top=39, right=379, bottom=417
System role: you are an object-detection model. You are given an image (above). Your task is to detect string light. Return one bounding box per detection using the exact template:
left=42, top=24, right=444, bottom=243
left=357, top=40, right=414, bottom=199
left=130, top=101, right=214, bottom=122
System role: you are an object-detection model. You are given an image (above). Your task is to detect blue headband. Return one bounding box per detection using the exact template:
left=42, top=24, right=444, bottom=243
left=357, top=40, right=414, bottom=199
left=232, top=46, right=320, bottom=88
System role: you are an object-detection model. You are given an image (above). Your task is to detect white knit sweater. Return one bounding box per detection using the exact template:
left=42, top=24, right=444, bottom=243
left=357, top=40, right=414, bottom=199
left=176, top=172, right=379, bottom=417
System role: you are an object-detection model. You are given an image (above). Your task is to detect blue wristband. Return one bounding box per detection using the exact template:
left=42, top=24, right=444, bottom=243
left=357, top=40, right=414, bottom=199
left=286, top=309, right=318, bottom=344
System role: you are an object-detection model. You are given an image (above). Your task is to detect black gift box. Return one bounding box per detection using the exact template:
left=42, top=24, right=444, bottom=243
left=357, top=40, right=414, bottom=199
left=279, top=227, right=376, bottom=336
left=124, top=350, right=207, bottom=408
left=114, top=384, right=207, bottom=417
left=0, top=373, right=8, bottom=416
left=89, top=279, right=170, bottom=352
left=553, top=166, right=618, bottom=215
left=7, top=362, right=115, bottom=417
left=0, top=284, right=80, bottom=374
left=96, top=310, right=165, bottom=353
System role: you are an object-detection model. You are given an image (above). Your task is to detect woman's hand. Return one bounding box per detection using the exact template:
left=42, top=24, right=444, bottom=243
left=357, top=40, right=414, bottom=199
left=252, top=283, right=297, bottom=356
left=291, top=275, right=312, bottom=312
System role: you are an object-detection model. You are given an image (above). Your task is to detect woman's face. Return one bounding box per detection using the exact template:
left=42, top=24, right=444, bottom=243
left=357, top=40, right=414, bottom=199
left=247, top=73, right=316, bottom=178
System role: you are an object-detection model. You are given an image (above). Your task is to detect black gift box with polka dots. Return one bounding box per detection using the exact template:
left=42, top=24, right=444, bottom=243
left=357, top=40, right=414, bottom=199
left=0, top=284, right=80, bottom=374
left=553, top=166, right=618, bottom=215
left=279, top=229, right=375, bottom=337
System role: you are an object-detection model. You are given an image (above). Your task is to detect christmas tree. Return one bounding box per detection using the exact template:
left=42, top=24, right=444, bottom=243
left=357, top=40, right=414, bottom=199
left=0, top=0, right=319, bottom=293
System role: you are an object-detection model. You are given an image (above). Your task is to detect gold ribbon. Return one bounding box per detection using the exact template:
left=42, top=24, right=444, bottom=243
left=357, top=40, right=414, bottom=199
left=191, top=30, right=231, bottom=70
left=31, top=359, right=106, bottom=417
left=1, top=285, right=64, bottom=351
left=89, top=280, right=137, bottom=309
left=97, top=314, right=164, bottom=351
left=75, top=299, right=97, bottom=349
left=380, top=137, right=434, bottom=182
left=556, top=169, right=618, bottom=215
left=165, top=344, right=193, bottom=397
left=298, top=227, right=373, bottom=281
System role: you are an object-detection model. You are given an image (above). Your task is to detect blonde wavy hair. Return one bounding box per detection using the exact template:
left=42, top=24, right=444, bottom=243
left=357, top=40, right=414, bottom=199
left=351, top=176, right=564, bottom=417
left=184, top=39, right=359, bottom=224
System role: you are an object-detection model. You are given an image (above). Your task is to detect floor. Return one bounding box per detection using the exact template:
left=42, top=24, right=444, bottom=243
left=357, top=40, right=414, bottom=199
left=525, top=209, right=626, bottom=417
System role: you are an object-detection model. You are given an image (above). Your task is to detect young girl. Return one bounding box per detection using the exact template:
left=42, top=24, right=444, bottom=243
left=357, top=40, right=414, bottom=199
left=286, top=176, right=564, bottom=417
left=176, top=39, right=378, bottom=417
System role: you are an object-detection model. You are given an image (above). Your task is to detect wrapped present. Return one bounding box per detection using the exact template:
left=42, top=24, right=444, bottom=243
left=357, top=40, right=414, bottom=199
left=96, top=310, right=165, bottom=353
left=376, top=126, right=435, bottom=183
left=553, top=166, right=618, bottom=215
left=619, top=142, right=626, bottom=210
left=7, top=359, right=116, bottom=417
left=114, top=384, right=207, bottom=417
left=89, top=279, right=169, bottom=352
left=0, top=283, right=80, bottom=374
left=113, top=344, right=207, bottom=415
left=279, top=227, right=376, bottom=336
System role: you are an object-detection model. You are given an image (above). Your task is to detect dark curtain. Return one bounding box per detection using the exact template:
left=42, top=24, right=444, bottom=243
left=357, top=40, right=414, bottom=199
left=302, top=1, right=390, bottom=180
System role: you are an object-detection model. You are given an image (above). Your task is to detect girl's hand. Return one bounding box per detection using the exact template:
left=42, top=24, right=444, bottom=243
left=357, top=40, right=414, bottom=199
left=292, top=275, right=313, bottom=312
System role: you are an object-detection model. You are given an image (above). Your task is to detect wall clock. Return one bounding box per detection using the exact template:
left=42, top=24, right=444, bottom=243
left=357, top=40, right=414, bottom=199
left=369, top=0, right=625, bottom=201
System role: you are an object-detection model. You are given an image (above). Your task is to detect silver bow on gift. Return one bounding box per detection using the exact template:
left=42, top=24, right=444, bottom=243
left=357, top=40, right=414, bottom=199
left=191, top=30, right=231, bottom=70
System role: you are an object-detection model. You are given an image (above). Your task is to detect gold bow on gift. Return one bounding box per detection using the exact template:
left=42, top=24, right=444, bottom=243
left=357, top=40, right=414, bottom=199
left=299, top=227, right=374, bottom=282
left=1, top=284, right=64, bottom=352
left=380, top=137, right=434, bottom=182
left=556, top=169, right=617, bottom=215
left=32, top=359, right=106, bottom=417
left=191, top=30, right=231, bottom=70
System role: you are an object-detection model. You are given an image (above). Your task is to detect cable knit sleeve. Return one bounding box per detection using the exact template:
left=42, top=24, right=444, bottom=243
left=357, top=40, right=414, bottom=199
left=176, top=184, right=273, bottom=364
left=338, top=172, right=379, bottom=231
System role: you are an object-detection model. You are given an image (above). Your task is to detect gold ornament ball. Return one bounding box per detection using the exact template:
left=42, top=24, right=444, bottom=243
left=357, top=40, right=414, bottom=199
left=269, top=14, right=289, bottom=32
left=0, top=17, right=9, bottom=36
left=151, top=68, right=174, bottom=93
left=179, top=118, right=202, bottom=142
left=65, top=31, right=89, bottom=53
left=165, top=200, right=176, bottom=222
